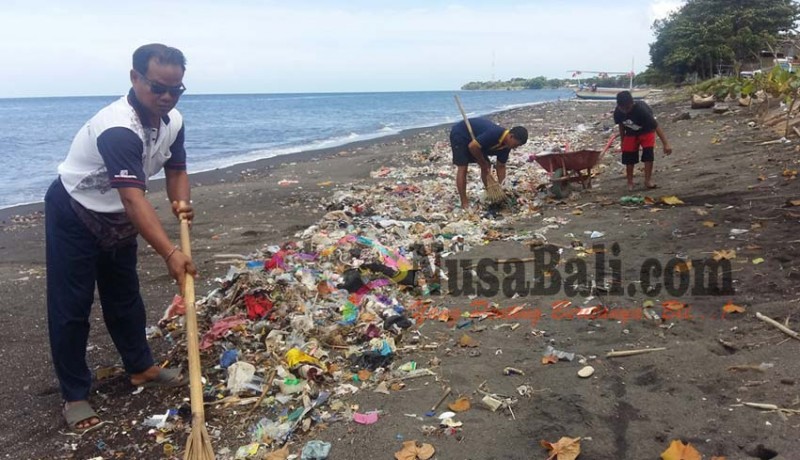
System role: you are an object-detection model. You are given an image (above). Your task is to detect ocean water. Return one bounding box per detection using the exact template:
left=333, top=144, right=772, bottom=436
left=0, top=89, right=572, bottom=209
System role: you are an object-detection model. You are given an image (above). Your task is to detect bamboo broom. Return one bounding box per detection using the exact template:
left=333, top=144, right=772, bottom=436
left=179, top=204, right=215, bottom=460
left=454, top=95, right=506, bottom=203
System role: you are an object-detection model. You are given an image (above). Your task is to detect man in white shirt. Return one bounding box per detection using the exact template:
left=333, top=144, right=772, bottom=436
left=45, top=43, right=196, bottom=434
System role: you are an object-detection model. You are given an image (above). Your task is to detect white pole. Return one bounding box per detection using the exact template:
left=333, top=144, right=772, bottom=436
left=630, top=57, right=634, bottom=89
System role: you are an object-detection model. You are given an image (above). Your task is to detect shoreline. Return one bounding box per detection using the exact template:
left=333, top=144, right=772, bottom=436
left=0, top=98, right=569, bottom=222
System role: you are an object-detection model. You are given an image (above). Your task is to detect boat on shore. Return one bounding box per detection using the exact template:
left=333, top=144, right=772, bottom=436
left=573, top=87, right=650, bottom=100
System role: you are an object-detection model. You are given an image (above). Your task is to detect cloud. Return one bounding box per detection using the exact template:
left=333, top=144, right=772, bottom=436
left=649, top=0, right=684, bottom=23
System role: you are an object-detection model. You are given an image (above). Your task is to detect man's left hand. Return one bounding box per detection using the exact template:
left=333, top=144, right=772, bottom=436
left=663, top=143, right=673, bottom=155
left=172, top=200, right=194, bottom=221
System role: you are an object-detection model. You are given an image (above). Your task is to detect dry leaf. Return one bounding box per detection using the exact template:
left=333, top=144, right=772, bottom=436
left=360, top=311, right=377, bottom=322
left=264, top=446, right=290, bottom=460
left=458, top=334, right=479, bottom=348
left=448, top=397, right=471, bottom=412
left=644, top=196, right=656, bottom=205
left=358, top=369, right=373, bottom=381
left=662, top=300, right=687, bottom=311
left=710, top=457, right=727, bottom=460
left=752, top=257, right=765, bottom=265
left=317, top=281, right=333, bottom=296
left=757, top=174, right=766, bottom=181
left=722, top=301, right=745, bottom=314
left=674, top=260, right=693, bottom=273
left=542, top=355, right=559, bottom=365
left=661, top=195, right=685, bottom=205
left=702, top=221, right=717, bottom=227
left=712, top=249, right=736, bottom=261
left=540, top=436, right=581, bottom=460
left=414, top=443, right=435, bottom=460
left=692, top=207, right=709, bottom=216
left=572, top=209, right=583, bottom=215
left=783, top=168, right=798, bottom=178
left=789, top=199, right=800, bottom=206
left=660, top=439, right=702, bottom=460
left=394, top=440, right=435, bottom=460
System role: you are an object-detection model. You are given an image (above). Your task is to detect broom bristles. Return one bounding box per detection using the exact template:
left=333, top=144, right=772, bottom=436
left=485, top=174, right=506, bottom=203
left=184, top=419, right=215, bottom=460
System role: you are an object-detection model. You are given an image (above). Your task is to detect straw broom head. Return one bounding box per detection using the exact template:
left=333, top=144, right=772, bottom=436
left=484, top=174, right=506, bottom=203
left=184, top=416, right=215, bottom=460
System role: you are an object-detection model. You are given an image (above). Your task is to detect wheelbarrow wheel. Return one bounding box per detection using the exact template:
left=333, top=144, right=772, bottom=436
left=551, top=168, right=568, bottom=199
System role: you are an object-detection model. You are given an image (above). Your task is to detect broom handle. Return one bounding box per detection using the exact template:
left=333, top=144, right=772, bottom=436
left=456, top=95, right=503, bottom=189
left=454, top=95, right=477, bottom=142
left=179, top=204, right=206, bottom=425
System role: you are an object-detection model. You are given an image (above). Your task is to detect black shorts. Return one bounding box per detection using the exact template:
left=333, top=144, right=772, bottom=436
left=450, top=133, right=508, bottom=166
left=621, top=149, right=654, bottom=165
left=621, top=132, right=655, bottom=165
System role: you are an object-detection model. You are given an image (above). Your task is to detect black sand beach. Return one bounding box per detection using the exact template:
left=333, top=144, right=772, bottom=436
left=2, top=95, right=799, bottom=459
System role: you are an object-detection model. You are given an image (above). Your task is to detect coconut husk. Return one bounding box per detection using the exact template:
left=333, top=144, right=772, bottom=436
left=691, top=94, right=715, bottom=109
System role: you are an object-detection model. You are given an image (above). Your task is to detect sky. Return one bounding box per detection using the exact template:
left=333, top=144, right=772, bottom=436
left=0, top=0, right=683, bottom=98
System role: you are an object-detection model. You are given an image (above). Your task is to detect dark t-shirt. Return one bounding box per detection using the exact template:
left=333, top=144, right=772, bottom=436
left=450, top=117, right=511, bottom=157
left=613, top=101, right=658, bottom=135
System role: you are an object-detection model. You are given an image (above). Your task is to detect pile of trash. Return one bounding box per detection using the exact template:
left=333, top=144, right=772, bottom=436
left=154, top=109, right=613, bottom=458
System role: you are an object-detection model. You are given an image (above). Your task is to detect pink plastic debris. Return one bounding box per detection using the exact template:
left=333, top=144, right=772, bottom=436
left=353, top=411, right=379, bottom=425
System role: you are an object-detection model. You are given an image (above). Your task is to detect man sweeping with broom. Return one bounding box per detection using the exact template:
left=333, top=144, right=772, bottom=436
left=45, top=44, right=200, bottom=439
left=450, top=117, right=528, bottom=209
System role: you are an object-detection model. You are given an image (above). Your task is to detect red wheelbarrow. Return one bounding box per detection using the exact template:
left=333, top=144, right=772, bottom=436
left=529, top=134, right=616, bottom=198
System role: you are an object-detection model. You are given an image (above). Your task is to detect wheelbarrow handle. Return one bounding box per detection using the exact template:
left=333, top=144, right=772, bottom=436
left=600, top=133, right=618, bottom=156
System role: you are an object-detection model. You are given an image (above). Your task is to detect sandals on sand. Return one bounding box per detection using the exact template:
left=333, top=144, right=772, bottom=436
left=131, top=367, right=187, bottom=388
left=63, top=401, right=107, bottom=435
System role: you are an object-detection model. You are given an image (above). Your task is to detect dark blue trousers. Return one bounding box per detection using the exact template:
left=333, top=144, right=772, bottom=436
left=45, top=179, right=154, bottom=402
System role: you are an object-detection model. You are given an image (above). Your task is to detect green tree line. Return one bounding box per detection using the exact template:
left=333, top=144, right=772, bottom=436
left=643, top=0, right=800, bottom=83
left=461, top=75, right=634, bottom=90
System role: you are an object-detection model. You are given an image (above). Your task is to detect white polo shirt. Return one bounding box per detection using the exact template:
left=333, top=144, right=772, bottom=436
left=58, top=92, right=186, bottom=213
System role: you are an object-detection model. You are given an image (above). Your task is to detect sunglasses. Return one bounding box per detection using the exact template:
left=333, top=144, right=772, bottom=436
left=137, top=72, right=186, bottom=97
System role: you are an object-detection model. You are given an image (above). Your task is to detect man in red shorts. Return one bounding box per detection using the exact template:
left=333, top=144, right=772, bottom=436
left=614, top=90, right=672, bottom=191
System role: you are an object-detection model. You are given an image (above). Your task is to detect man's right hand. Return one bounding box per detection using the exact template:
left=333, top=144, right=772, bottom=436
left=166, top=249, right=197, bottom=292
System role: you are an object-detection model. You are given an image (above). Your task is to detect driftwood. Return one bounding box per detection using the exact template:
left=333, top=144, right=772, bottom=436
left=691, top=94, right=715, bottom=109
left=429, top=387, right=452, bottom=413
left=758, top=139, right=787, bottom=146
left=606, top=347, right=667, bottom=358
left=755, top=312, right=800, bottom=341
left=745, top=402, right=780, bottom=410
left=742, top=401, right=800, bottom=415
left=763, top=113, right=786, bottom=127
